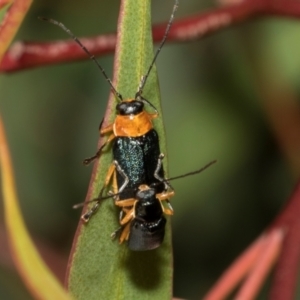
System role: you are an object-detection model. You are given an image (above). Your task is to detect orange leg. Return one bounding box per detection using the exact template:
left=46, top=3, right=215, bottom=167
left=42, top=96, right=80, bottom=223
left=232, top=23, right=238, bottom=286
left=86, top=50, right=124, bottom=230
left=99, top=164, right=116, bottom=197
left=115, top=198, right=136, bottom=208
left=83, top=123, right=115, bottom=165
left=80, top=164, right=116, bottom=222
left=114, top=197, right=135, bottom=225
left=100, top=123, right=114, bottom=134
left=157, top=190, right=175, bottom=215
left=113, top=199, right=136, bottom=243
left=119, top=207, right=135, bottom=226
left=148, top=112, right=158, bottom=120
left=119, top=222, right=131, bottom=244
left=111, top=166, right=118, bottom=195
left=157, top=190, right=175, bottom=201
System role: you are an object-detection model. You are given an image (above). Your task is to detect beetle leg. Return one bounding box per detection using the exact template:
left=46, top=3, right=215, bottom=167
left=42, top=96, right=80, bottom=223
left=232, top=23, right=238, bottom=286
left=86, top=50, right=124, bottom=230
left=80, top=164, right=116, bottom=222
left=119, top=207, right=135, bottom=225
left=119, top=222, right=131, bottom=243
left=157, top=190, right=175, bottom=215
left=115, top=198, right=136, bottom=207
left=83, top=125, right=115, bottom=165
left=81, top=202, right=101, bottom=222
left=154, top=153, right=174, bottom=191
left=114, top=160, right=129, bottom=193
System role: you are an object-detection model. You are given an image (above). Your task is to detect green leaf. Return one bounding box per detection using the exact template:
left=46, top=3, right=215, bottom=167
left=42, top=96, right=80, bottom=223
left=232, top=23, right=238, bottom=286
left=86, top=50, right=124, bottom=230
left=66, top=0, right=172, bottom=299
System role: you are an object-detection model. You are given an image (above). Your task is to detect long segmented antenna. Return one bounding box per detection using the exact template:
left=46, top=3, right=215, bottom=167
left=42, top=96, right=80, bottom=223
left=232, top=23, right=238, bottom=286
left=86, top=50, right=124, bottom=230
left=38, top=17, right=123, bottom=102
left=136, top=0, right=179, bottom=99
left=73, top=160, right=216, bottom=209
left=151, top=160, right=217, bottom=189
left=73, top=193, right=119, bottom=209
left=140, top=96, right=158, bottom=114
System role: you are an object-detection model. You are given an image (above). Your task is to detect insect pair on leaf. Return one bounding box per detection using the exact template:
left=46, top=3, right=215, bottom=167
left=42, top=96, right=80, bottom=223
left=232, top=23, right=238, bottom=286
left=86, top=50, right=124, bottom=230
left=74, top=161, right=216, bottom=251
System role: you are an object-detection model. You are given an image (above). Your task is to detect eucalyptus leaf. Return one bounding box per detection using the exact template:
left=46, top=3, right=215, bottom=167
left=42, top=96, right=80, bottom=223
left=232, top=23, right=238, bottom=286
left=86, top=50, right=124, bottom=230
left=66, top=0, right=173, bottom=299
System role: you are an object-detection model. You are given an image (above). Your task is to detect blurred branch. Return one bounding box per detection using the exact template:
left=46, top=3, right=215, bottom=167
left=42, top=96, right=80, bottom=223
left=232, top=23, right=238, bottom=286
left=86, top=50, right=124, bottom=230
left=0, top=0, right=32, bottom=61
left=268, top=181, right=300, bottom=300
left=0, top=223, right=67, bottom=283
left=240, top=18, right=300, bottom=177
left=2, top=0, right=300, bottom=72
left=0, top=36, right=116, bottom=72
left=203, top=230, right=283, bottom=300
left=260, top=80, right=300, bottom=177
left=204, top=179, right=300, bottom=300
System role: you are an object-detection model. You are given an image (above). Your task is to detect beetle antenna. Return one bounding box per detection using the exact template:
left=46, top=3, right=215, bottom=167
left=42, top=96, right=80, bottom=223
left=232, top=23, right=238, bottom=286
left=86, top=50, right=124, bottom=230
left=136, top=0, right=179, bottom=98
left=139, top=96, right=158, bottom=114
left=74, top=160, right=216, bottom=208
left=38, top=17, right=123, bottom=102
left=152, top=160, right=216, bottom=188
left=74, top=160, right=216, bottom=209
left=73, top=192, right=119, bottom=209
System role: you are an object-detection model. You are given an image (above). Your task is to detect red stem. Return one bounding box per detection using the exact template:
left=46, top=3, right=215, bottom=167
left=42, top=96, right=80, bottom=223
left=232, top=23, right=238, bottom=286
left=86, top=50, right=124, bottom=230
left=2, top=0, right=300, bottom=72
left=204, top=178, right=300, bottom=299
left=236, top=229, right=283, bottom=300
left=268, top=181, right=300, bottom=300
left=203, top=235, right=267, bottom=300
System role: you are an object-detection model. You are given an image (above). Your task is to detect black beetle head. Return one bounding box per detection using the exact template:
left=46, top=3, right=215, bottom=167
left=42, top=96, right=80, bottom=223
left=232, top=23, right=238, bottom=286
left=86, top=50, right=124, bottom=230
left=136, top=188, right=156, bottom=205
left=116, top=99, right=144, bottom=116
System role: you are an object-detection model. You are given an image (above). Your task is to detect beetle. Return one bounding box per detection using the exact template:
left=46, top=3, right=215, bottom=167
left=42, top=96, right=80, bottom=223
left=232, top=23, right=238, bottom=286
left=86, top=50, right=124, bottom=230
left=114, top=184, right=174, bottom=251
left=73, top=161, right=216, bottom=250
left=40, top=1, right=179, bottom=222
left=81, top=152, right=169, bottom=222
left=81, top=0, right=179, bottom=167
left=111, top=161, right=216, bottom=250
left=80, top=2, right=180, bottom=219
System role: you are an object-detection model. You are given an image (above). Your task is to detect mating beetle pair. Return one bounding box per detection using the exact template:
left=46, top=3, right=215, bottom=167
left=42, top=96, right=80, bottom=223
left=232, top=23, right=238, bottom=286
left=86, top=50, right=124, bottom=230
left=44, top=0, right=215, bottom=251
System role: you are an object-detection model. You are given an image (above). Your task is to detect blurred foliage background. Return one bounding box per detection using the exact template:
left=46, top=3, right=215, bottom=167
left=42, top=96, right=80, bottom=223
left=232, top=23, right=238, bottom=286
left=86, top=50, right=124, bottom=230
left=0, top=0, right=299, bottom=299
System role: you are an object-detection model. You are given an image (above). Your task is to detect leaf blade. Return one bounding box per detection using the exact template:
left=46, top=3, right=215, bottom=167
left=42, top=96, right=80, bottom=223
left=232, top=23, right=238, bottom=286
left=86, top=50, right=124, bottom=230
left=67, top=0, right=172, bottom=299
